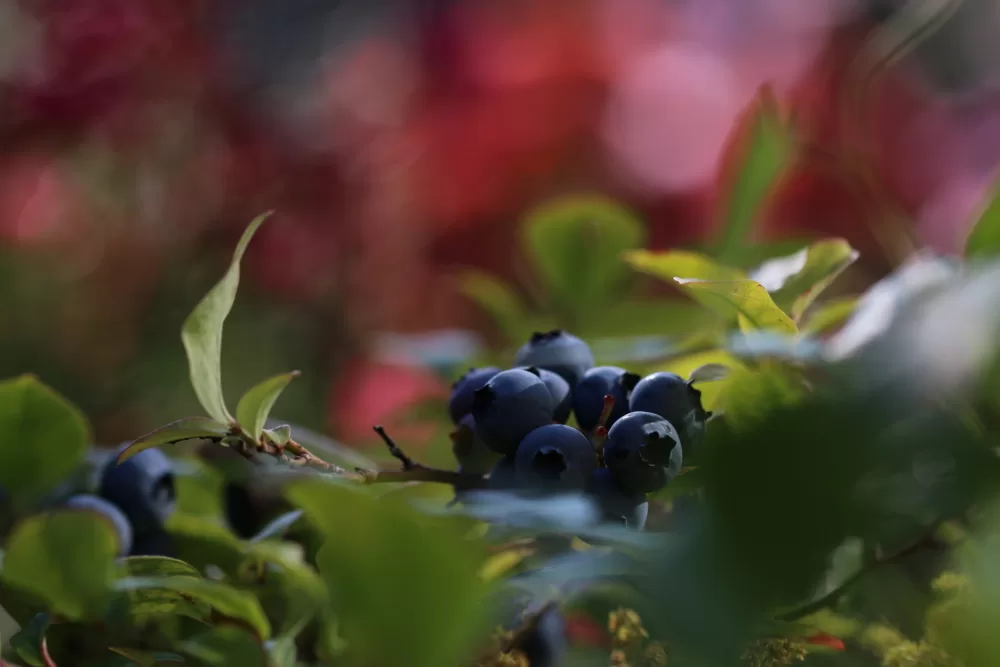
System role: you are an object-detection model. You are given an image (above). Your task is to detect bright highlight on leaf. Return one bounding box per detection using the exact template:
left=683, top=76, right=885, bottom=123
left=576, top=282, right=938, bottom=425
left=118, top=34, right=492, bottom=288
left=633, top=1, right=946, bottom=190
left=181, top=211, right=273, bottom=424
left=674, top=278, right=798, bottom=334
left=623, top=249, right=746, bottom=283
left=750, top=238, right=859, bottom=319
left=236, top=371, right=300, bottom=442
left=118, top=417, right=230, bottom=464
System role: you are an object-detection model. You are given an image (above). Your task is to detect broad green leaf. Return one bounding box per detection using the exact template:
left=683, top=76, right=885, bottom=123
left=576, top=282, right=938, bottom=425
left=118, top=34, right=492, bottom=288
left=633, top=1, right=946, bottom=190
left=674, top=279, right=798, bottom=334
left=456, top=270, right=534, bottom=344
left=179, top=627, right=267, bottom=667
left=262, top=425, right=291, bottom=447
left=0, top=375, right=89, bottom=503
left=235, top=371, right=299, bottom=441
left=117, top=417, right=229, bottom=465
left=521, top=195, right=645, bottom=315
left=965, top=182, right=1000, bottom=260
left=181, top=211, right=273, bottom=423
left=2, top=511, right=119, bottom=620
left=749, top=239, right=858, bottom=319
left=715, top=364, right=805, bottom=431
left=716, top=89, right=795, bottom=261
left=124, top=556, right=202, bottom=579
left=243, top=541, right=328, bottom=637
left=801, top=297, right=858, bottom=336
left=116, top=577, right=270, bottom=638
left=479, top=548, right=534, bottom=582
left=173, top=457, right=225, bottom=519
left=9, top=613, right=49, bottom=667
left=623, top=250, right=746, bottom=283
left=163, top=514, right=245, bottom=574
left=286, top=478, right=491, bottom=667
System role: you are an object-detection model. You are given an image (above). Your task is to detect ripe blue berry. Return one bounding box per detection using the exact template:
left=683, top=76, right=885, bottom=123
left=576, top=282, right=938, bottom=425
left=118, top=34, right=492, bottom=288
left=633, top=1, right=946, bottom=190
left=130, top=528, right=177, bottom=557
left=586, top=468, right=649, bottom=529
left=518, top=366, right=572, bottom=424
left=573, top=366, right=641, bottom=432
left=472, top=368, right=555, bottom=456
left=514, top=424, right=596, bottom=493
left=65, top=494, right=134, bottom=556
left=450, top=414, right=501, bottom=475
left=99, top=446, right=176, bottom=540
left=628, top=372, right=711, bottom=455
left=514, top=330, right=594, bottom=387
left=602, top=411, right=682, bottom=494
left=448, top=367, right=501, bottom=424
left=488, top=457, right=518, bottom=491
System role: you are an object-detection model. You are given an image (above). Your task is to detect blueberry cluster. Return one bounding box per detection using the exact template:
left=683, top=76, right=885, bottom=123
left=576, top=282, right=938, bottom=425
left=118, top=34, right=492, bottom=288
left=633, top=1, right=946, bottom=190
left=62, top=446, right=177, bottom=557
left=448, top=330, right=711, bottom=529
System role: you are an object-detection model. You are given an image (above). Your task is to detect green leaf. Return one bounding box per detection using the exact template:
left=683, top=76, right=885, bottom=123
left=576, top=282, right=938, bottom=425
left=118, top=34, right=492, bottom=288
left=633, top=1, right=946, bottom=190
left=717, top=89, right=795, bottom=261
left=117, top=417, right=229, bottom=465
left=716, top=364, right=806, bottom=431
left=656, top=350, right=746, bottom=412
left=124, top=556, right=202, bottom=579
left=688, top=363, right=731, bottom=384
left=674, top=279, right=798, bottom=334
left=2, top=510, right=119, bottom=620
left=623, top=250, right=746, bottom=283
left=122, top=557, right=209, bottom=620
left=9, top=613, right=50, bottom=667
left=801, top=296, right=858, bottom=336
left=181, top=211, right=273, bottom=423
left=0, top=375, right=89, bottom=503
left=173, top=457, right=226, bottom=519
left=235, top=371, right=299, bottom=442
left=285, top=478, right=491, bottom=667
left=262, top=425, right=291, bottom=447
left=521, top=195, right=645, bottom=315
left=456, top=270, right=533, bottom=344
left=179, top=627, right=267, bottom=667
left=108, top=648, right=185, bottom=666
left=115, top=577, right=270, bottom=639
left=965, top=182, right=1000, bottom=260
left=249, top=510, right=304, bottom=543
left=749, top=239, right=858, bottom=319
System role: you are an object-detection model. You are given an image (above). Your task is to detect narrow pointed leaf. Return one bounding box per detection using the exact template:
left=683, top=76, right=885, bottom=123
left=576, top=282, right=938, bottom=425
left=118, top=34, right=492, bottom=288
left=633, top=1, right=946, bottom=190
left=118, top=418, right=230, bottom=465
left=623, top=250, right=746, bottom=283
left=181, top=212, right=273, bottom=423
left=236, top=371, right=299, bottom=441
left=674, top=279, right=798, bottom=334
left=688, top=363, right=732, bottom=384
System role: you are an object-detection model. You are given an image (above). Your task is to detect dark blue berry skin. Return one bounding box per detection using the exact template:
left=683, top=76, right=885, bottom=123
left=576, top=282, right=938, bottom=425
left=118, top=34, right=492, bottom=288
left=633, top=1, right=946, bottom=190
left=65, top=494, right=134, bottom=557
left=516, top=608, right=567, bottom=667
left=129, top=528, right=177, bottom=557
left=514, top=424, right=596, bottom=493
left=518, top=366, right=572, bottom=424
left=451, top=414, right=501, bottom=475
left=472, top=368, right=555, bottom=456
left=603, top=411, right=682, bottom=495
left=448, top=367, right=501, bottom=424
left=587, top=468, right=649, bottom=529
left=488, top=457, right=518, bottom=491
left=514, top=330, right=595, bottom=388
left=573, top=366, right=642, bottom=432
left=99, top=446, right=176, bottom=540
left=628, top=372, right=710, bottom=455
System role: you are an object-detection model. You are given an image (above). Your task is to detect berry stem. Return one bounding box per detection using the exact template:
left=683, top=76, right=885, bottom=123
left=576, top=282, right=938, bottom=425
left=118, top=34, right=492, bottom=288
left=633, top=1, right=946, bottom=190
left=40, top=637, right=58, bottom=667
left=373, top=425, right=416, bottom=470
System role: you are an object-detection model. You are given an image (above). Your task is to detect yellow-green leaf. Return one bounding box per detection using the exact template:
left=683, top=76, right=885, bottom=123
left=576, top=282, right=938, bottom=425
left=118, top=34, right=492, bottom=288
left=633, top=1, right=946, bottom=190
left=623, top=249, right=746, bottom=283
left=181, top=212, right=273, bottom=423
left=801, top=297, right=859, bottom=336
left=117, top=417, right=229, bottom=465
left=965, top=181, right=1000, bottom=260
left=674, top=279, right=797, bottom=334
left=749, top=239, right=858, bottom=319
left=236, top=371, right=300, bottom=441
left=456, top=270, right=534, bottom=345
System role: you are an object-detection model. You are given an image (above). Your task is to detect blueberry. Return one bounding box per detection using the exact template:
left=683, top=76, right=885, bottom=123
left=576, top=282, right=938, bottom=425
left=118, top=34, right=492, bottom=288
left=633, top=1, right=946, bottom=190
left=514, top=330, right=594, bottom=387
left=586, top=468, right=649, bottom=529
left=512, top=607, right=567, bottom=667
left=99, top=446, right=176, bottom=540
left=448, top=367, right=501, bottom=424
left=450, top=414, right=501, bottom=475
left=472, top=368, right=555, bottom=456
left=64, top=494, right=134, bottom=557
left=514, top=424, right=596, bottom=493
left=602, top=411, right=682, bottom=495
left=573, top=366, right=641, bottom=432
left=628, top=372, right=711, bottom=455
left=129, top=528, right=177, bottom=557
left=518, top=366, right=572, bottom=424
left=488, top=457, right=518, bottom=491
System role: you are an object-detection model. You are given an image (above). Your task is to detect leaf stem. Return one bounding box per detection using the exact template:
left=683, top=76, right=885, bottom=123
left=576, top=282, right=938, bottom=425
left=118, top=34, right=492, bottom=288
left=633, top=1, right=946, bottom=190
left=40, top=637, right=57, bottom=667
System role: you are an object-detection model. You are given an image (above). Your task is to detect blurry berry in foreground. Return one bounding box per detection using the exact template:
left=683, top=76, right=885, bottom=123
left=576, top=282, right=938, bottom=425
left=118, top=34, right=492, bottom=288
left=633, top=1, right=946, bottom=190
left=65, top=494, right=134, bottom=557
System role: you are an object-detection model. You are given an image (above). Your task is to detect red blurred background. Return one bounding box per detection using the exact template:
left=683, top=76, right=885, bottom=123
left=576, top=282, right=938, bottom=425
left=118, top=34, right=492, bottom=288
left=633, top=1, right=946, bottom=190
left=1, top=0, right=999, bottom=447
